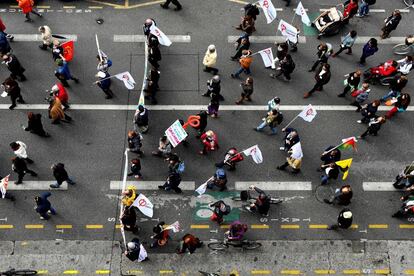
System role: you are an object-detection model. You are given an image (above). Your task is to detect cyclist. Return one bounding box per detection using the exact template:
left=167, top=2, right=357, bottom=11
left=225, top=221, right=248, bottom=243
left=246, top=185, right=271, bottom=216
left=396, top=56, right=413, bottom=75
left=364, top=59, right=398, bottom=84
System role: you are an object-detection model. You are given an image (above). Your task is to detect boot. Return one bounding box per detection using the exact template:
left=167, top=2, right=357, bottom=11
left=39, top=44, right=48, bottom=50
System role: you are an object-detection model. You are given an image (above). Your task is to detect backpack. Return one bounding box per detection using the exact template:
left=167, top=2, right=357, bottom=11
left=107, top=59, right=113, bottom=67
left=177, top=161, right=185, bottom=174
left=276, top=112, right=284, bottom=124
left=222, top=203, right=231, bottom=215
left=215, top=168, right=226, bottom=179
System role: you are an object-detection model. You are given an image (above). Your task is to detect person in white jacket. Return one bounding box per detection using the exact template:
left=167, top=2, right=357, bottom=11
left=10, top=141, right=34, bottom=164
left=202, top=44, right=218, bottom=74
left=38, top=25, right=52, bottom=50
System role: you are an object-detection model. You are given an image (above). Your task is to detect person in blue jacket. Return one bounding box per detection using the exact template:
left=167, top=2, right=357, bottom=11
left=95, top=71, right=114, bottom=99
left=359, top=38, right=378, bottom=65
left=35, top=192, right=56, bottom=220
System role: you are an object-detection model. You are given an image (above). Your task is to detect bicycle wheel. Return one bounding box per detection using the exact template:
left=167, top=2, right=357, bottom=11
left=404, top=0, right=414, bottom=7
left=380, top=77, right=393, bottom=86
left=393, top=44, right=411, bottom=55
left=13, top=270, right=38, bottom=275
left=242, top=241, right=262, bottom=250
left=208, top=242, right=229, bottom=251
left=198, top=272, right=220, bottom=276
left=231, top=196, right=242, bottom=201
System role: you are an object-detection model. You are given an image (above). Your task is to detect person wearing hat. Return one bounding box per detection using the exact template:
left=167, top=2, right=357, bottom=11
left=34, top=192, right=56, bottom=220
left=50, top=83, right=69, bottom=110
left=134, top=105, right=149, bottom=134
left=203, top=44, right=218, bottom=75
left=235, top=77, right=253, bottom=104
left=95, top=71, right=113, bottom=99
left=10, top=141, right=33, bottom=164
left=160, top=0, right=182, bottom=10
left=209, top=200, right=231, bottom=224
left=2, top=54, right=26, bottom=81
left=125, top=238, right=148, bottom=262
left=55, top=57, right=79, bottom=87
left=327, top=208, right=353, bottom=230
left=2, top=77, right=25, bottom=109
left=207, top=167, right=228, bottom=191
left=38, top=26, right=52, bottom=50
left=199, top=130, right=218, bottom=155
left=231, top=50, right=252, bottom=78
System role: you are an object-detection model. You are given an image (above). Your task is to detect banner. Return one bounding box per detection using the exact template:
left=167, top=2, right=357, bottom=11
left=150, top=25, right=172, bottom=46
left=290, top=142, right=303, bottom=159
left=0, top=175, right=9, bottom=199
left=336, top=158, right=353, bottom=180
left=295, top=2, right=311, bottom=26
left=165, top=120, right=188, bottom=148
left=132, top=193, right=154, bottom=218
left=258, top=0, right=277, bottom=23
left=298, top=104, right=317, bottom=122
left=115, top=71, right=136, bottom=90
left=61, top=40, right=74, bottom=62
left=242, top=145, right=263, bottom=164
left=164, top=221, right=181, bottom=233
left=278, top=19, right=298, bottom=44
left=258, top=48, right=275, bottom=68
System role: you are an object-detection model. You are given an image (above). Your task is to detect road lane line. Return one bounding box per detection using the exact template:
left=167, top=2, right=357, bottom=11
left=281, top=225, right=300, bottom=229
left=96, top=270, right=111, bottom=274
left=126, top=270, right=143, bottom=274
left=280, top=270, right=302, bottom=275
left=251, top=271, right=272, bottom=275
left=220, top=225, right=231, bottom=229
left=228, top=35, right=306, bottom=44
left=56, top=225, right=73, bottom=229
left=405, top=270, right=414, bottom=275
left=368, top=224, right=388, bottom=229
left=375, top=269, right=390, bottom=275
left=110, top=181, right=195, bottom=190
left=236, top=181, right=312, bottom=191
left=251, top=224, right=269, bottom=229
left=309, top=224, right=328, bottom=229
left=400, top=224, right=414, bottom=229
left=63, top=6, right=76, bottom=9
left=190, top=224, right=209, bottom=229
left=159, top=271, right=174, bottom=274
left=86, top=225, right=104, bottom=229
left=88, top=6, right=104, bottom=9
left=347, top=36, right=407, bottom=44
left=314, top=270, right=335, bottom=274
left=115, top=224, right=122, bottom=229
left=0, top=225, right=13, bottom=229
left=114, top=35, right=191, bottom=43
left=343, top=270, right=361, bottom=274
left=63, top=270, right=79, bottom=275
left=363, top=182, right=395, bottom=191
left=36, top=270, right=48, bottom=274
left=6, top=181, right=68, bottom=190
left=25, top=224, right=44, bottom=229
left=37, top=6, right=51, bottom=8
left=11, top=34, right=78, bottom=42
left=350, top=224, right=359, bottom=229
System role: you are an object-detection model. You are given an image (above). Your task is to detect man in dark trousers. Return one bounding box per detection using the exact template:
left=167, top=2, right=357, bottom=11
left=95, top=71, right=114, bottom=99
left=2, top=54, right=26, bottom=81
left=24, top=112, right=50, bottom=137
left=304, top=63, right=331, bottom=98
left=2, top=77, right=25, bottom=109
left=328, top=208, right=353, bottom=230
left=148, top=37, right=161, bottom=69
left=12, top=157, right=37, bottom=184
left=158, top=171, right=182, bottom=193
left=50, top=163, right=76, bottom=188
left=35, top=192, right=56, bottom=220
left=160, top=0, right=182, bottom=10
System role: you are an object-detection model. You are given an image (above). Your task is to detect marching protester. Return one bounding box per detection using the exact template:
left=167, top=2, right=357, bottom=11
left=268, top=96, right=281, bottom=111
left=24, top=112, right=50, bottom=137
left=235, top=15, right=255, bottom=35
left=2, top=54, right=27, bottom=81
left=150, top=222, right=170, bottom=248
left=270, top=54, right=295, bottom=81
left=49, top=83, right=70, bottom=110
left=338, top=70, right=362, bottom=98
left=358, top=116, right=386, bottom=139
left=127, top=159, right=142, bottom=179
left=280, top=128, right=300, bottom=152
left=349, top=83, right=370, bottom=112
left=206, top=167, right=228, bottom=191
left=380, top=75, right=407, bottom=103
left=207, top=90, right=221, bottom=118
left=52, top=40, right=64, bottom=61
left=231, top=36, right=250, bottom=61
left=231, top=50, right=253, bottom=79
left=245, top=185, right=271, bottom=216
left=0, top=31, right=11, bottom=55
left=148, top=36, right=161, bottom=69
left=381, top=10, right=401, bottom=39
left=254, top=109, right=283, bottom=135
left=304, top=63, right=331, bottom=98
left=199, top=130, right=218, bottom=155
left=392, top=191, right=414, bottom=218
left=324, top=185, right=353, bottom=205
left=327, top=208, right=353, bottom=230
left=318, top=146, right=341, bottom=172
left=120, top=207, right=139, bottom=234
left=235, top=77, right=254, bottom=104
left=152, top=136, right=172, bottom=158
left=10, top=141, right=34, bottom=164
left=393, top=164, right=414, bottom=189
left=357, top=99, right=380, bottom=124
left=48, top=97, right=72, bottom=124
left=50, top=163, right=76, bottom=188
left=160, top=0, right=182, bottom=11
left=192, top=110, right=208, bottom=138
left=385, top=93, right=410, bottom=119
left=95, top=71, right=113, bottom=99
left=12, top=157, right=37, bottom=184
left=55, top=57, right=79, bottom=87
left=202, top=44, right=218, bottom=75
left=209, top=200, right=231, bottom=224
left=359, top=38, right=378, bottom=65
left=124, top=238, right=148, bottom=262
left=158, top=171, right=182, bottom=193
left=38, top=26, right=52, bottom=50
left=309, top=43, right=332, bottom=72
left=127, top=130, right=143, bottom=156
left=356, top=0, right=375, bottom=17
left=202, top=75, right=222, bottom=98
left=272, top=42, right=289, bottom=67
left=121, top=185, right=137, bottom=207
left=97, top=54, right=112, bottom=73
left=2, top=77, right=25, bottom=109
left=17, top=0, right=43, bottom=22
left=144, top=79, right=158, bottom=104
left=177, top=233, right=203, bottom=254
left=35, top=192, right=56, bottom=220
left=332, top=30, right=358, bottom=57
left=277, top=142, right=303, bottom=174
left=216, top=148, right=244, bottom=171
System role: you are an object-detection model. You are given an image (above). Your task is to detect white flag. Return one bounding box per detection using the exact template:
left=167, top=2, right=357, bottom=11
left=195, top=183, right=208, bottom=196
left=132, top=193, right=154, bottom=218
left=258, top=48, right=274, bottom=68
left=295, top=2, right=311, bottom=26
left=164, top=221, right=181, bottom=233
left=150, top=25, right=172, bottom=46
left=258, top=0, right=277, bottom=23
left=115, top=71, right=136, bottom=90
left=242, top=145, right=263, bottom=164
left=290, top=142, right=303, bottom=159
left=0, top=175, right=9, bottom=199
left=298, top=104, right=317, bottom=122
left=278, top=19, right=299, bottom=44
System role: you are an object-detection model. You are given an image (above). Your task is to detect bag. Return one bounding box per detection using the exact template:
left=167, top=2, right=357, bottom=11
left=351, top=90, right=361, bottom=97
left=177, top=162, right=185, bottom=174
left=276, top=112, right=284, bottom=124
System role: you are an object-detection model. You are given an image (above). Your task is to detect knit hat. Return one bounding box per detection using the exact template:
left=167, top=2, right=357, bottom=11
left=208, top=44, right=216, bottom=51
left=127, top=242, right=137, bottom=250
left=343, top=211, right=352, bottom=219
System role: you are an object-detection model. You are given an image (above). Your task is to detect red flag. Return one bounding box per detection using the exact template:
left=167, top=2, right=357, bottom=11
left=1, top=175, right=9, bottom=198
left=62, top=40, right=74, bottom=62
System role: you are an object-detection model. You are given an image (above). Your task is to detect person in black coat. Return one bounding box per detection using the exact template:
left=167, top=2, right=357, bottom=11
left=328, top=208, right=353, bottom=230
left=127, top=158, right=142, bottom=179
left=148, top=37, right=161, bottom=69
left=2, top=54, right=26, bottom=81
left=12, top=157, right=37, bottom=184
left=309, top=43, right=332, bottom=72
left=324, top=185, right=353, bottom=205
left=231, top=36, right=250, bottom=61
left=50, top=163, right=75, bottom=188
left=160, top=0, right=182, bottom=11
left=338, top=70, right=362, bottom=97
left=193, top=110, right=208, bottom=138
left=24, top=112, right=49, bottom=137
left=158, top=171, right=182, bottom=193
left=381, top=10, right=401, bottom=39
left=358, top=99, right=380, bottom=123
left=304, top=63, right=331, bottom=98
left=147, top=68, right=160, bottom=90
left=2, top=77, right=25, bottom=109
left=270, top=54, right=295, bottom=81
left=35, top=192, right=56, bottom=220
left=121, top=207, right=138, bottom=233
left=358, top=116, right=386, bottom=139
left=134, top=105, right=149, bottom=134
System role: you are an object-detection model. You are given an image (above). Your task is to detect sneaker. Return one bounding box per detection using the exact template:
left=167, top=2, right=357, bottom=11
left=303, top=92, right=310, bottom=99
left=160, top=4, right=168, bottom=9
left=50, top=184, right=60, bottom=188
left=355, top=14, right=364, bottom=17
left=230, top=74, right=236, bottom=78
left=323, top=199, right=332, bottom=204
left=279, top=147, right=285, bottom=151
left=357, top=120, right=362, bottom=124
left=47, top=210, right=52, bottom=215
left=9, top=105, right=16, bottom=110
left=40, top=216, right=46, bottom=220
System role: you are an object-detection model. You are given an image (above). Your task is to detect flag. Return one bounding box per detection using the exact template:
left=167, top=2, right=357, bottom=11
left=164, top=221, right=181, bottom=233
left=242, top=145, right=263, bottom=164
left=277, top=19, right=299, bottom=44
left=290, top=142, right=303, bottom=159
left=195, top=183, right=208, bottom=196
left=258, top=0, right=277, bottom=23
left=298, top=104, right=317, bottom=122
left=61, top=40, right=74, bottom=62
left=336, top=158, right=353, bottom=180
left=150, top=25, right=172, bottom=46
left=132, top=193, right=154, bottom=218
left=0, top=175, right=9, bottom=199
left=115, top=71, right=136, bottom=90
left=295, top=2, right=311, bottom=26
left=258, top=48, right=275, bottom=68
left=338, top=137, right=358, bottom=151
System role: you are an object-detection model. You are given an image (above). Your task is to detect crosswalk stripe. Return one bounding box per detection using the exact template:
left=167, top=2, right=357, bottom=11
left=6, top=181, right=68, bottom=190
left=235, top=181, right=312, bottom=191
left=110, top=181, right=195, bottom=190
left=228, top=35, right=306, bottom=44
left=11, top=34, right=78, bottom=42
left=347, top=36, right=406, bottom=44
left=363, top=182, right=395, bottom=191
left=114, top=35, right=191, bottom=43
left=320, top=8, right=385, bottom=12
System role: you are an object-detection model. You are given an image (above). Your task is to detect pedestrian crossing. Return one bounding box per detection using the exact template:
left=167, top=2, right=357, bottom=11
left=109, top=180, right=195, bottom=190
left=235, top=181, right=312, bottom=191
left=346, top=36, right=407, bottom=44
left=11, top=34, right=78, bottom=42
left=113, top=35, right=191, bottom=43
left=227, top=35, right=307, bottom=44
left=6, top=181, right=68, bottom=190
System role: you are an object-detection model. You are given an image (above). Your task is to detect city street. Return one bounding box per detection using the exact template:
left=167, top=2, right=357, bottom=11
left=0, top=0, right=413, bottom=274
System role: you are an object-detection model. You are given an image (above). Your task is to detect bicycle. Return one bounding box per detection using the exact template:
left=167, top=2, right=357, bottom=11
left=393, top=43, right=414, bottom=56
left=232, top=190, right=283, bottom=205
left=208, top=238, right=262, bottom=251
left=0, top=269, right=37, bottom=276
left=199, top=271, right=221, bottom=276
left=404, top=0, right=414, bottom=7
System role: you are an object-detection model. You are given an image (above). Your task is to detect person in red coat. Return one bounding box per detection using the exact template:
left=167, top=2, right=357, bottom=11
left=0, top=17, right=14, bottom=41
left=16, top=0, right=42, bottom=22
left=199, top=130, right=218, bottom=155
left=50, top=83, right=69, bottom=110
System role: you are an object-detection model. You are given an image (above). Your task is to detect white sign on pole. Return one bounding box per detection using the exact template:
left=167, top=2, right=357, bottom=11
left=165, top=120, right=188, bottom=148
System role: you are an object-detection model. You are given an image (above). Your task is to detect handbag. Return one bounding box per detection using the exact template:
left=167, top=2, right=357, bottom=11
left=351, top=90, right=361, bottom=97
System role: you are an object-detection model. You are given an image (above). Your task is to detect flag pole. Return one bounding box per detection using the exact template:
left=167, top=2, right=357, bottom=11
left=324, top=141, right=347, bottom=154
left=95, top=34, right=103, bottom=62
left=119, top=148, right=129, bottom=247
left=91, top=74, right=117, bottom=84
left=282, top=114, right=299, bottom=129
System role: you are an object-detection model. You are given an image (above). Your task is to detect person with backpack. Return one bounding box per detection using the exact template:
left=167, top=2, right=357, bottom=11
left=356, top=0, right=375, bottom=17
left=270, top=54, right=295, bottom=81
left=393, top=164, right=414, bottom=190
left=209, top=200, right=231, bottom=224
left=206, top=167, right=228, bottom=191
left=359, top=38, right=378, bottom=65
left=350, top=83, right=370, bottom=112
left=327, top=209, right=353, bottom=230
left=254, top=109, right=283, bottom=135
left=158, top=171, right=182, bottom=193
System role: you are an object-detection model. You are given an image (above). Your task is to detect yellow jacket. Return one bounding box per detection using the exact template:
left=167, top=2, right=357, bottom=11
left=203, top=50, right=217, bottom=67
left=122, top=185, right=137, bottom=206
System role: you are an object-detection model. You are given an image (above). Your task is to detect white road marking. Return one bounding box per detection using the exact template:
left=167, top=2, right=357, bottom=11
left=110, top=181, right=195, bottom=190
left=2, top=104, right=413, bottom=111
left=347, top=36, right=407, bottom=44
left=11, top=34, right=78, bottom=42
left=114, top=35, right=191, bottom=43
left=363, top=182, right=397, bottom=191
left=6, top=181, right=68, bottom=190
left=228, top=35, right=306, bottom=44
left=320, top=8, right=385, bottom=12
left=236, top=181, right=312, bottom=191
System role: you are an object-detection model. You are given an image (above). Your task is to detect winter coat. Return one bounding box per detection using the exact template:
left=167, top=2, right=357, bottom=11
left=203, top=50, right=217, bottom=67
left=134, top=108, right=149, bottom=126
left=54, top=83, right=68, bottom=104
left=395, top=93, right=410, bottom=111
left=321, top=146, right=341, bottom=164
left=12, top=157, right=28, bottom=173
left=4, top=55, right=25, bottom=75
left=53, top=163, right=69, bottom=183
left=17, top=0, right=33, bottom=14
left=389, top=78, right=407, bottom=92
left=239, top=55, right=252, bottom=69
left=2, top=78, right=21, bottom=99
left=122, top=186, right=137, bottom=207
left=131, top=162, right=141, bottom=174
left=128, top=134, right=142, bottom=152
left=149, top=46, right=161, bottom=61
left=55, top=61, right=72, bottom=80
left=383, top=14, right=401, bottom=31
left=315, top=67, right=331, bottom=85
left=40, top=26, right=52, bottom=44
left=337, top=209, right=353, bottom=229
left=97, top=72, right=111, bottom=90
left=354, top=89, right=370, bottom=103
left=207, top=80, right=221, bottom=95
left=362, top=42, right=378, bottom=57
left=346, top=72, right=361, bottom=88
left=25, top=114, right=45, bottom=134
left=0, top=32, right=10, bottom=54
left=49, top=98, right=65, bottom=122
left=361, top=102, right=378, bottom=118
left=241, top=82, right=253, bottom=97
left=35, top=192, right=53, bottom=214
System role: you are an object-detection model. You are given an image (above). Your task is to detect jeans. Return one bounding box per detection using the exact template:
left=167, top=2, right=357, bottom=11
left=359, top=2, right=369, bottom=16
left=321, top=175, right=329, bottom=185
left=256, top=121, right=277, bottom=134
left=234, top=67, right=251, bottom=77
left=380, top=91, right=400, bottom=102
left=39, top=206, right=56, bottom=219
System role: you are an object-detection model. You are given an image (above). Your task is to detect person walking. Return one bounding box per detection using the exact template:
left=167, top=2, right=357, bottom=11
left=254, top=109, right=282, bottom=135
left=206, top=167, right=228, bottom=191
left=356, top=0, right=375, bottom=17
left=231, top=36, right=250, bottom=61
left=270, top=54, right=295, bottom=81
left=280, top=127, right=300, bottom=151
left=35, top=192, right=56, bottom=220
left=10, top=141, right=34, bottom=164
left=199, top=130, right=218, bottom=155
left=193, top=110, right=208, bottom=138
left=209, top=200, right=231, bottom=224
left=51, top=40, right=64, bottom=61
left=148, top=37, right=161, bottom=69
left=38, top=26, right=52, bottom=50
left=202, top=75, right=222, bottom=99
left=122, top=186, right=137, bottom=207
left=12, top=157, right=37, bottom=184
left=95, top=71, right=113, bottom=99
left=235, top=77, right=253, bottom=104
left=235, top=15, right=255, bottom=35
left=50, top=83, right=69, bottom=110
left=319, top=146, right=341, bottom=172
left=50, top=163, right=76, bottom=188
left=177, top=234, right=203, bottom=254
left=160, top=0, right=182, bottom=10
left=207, top=89, right=221, bottom=118
left=127, top=159, right=142, bottom=179
left=304, top=63, right=331, bottom=98
left=0, top=31, right=11, bottom=55
left=121, top=207, right=139, bottom=234
left=332, top=30, right=357, bottom=57
left=127, top=130, right=143, bottom=156
left=350, top=83, right=371, bottom=112
left=358, top=99, right=380, bottom=123
left=380, top=75, right=408, bottom=103
left=268, top=96, right=281, bottom=111
left=324, top=185, right=353, bottom=205
left=203, top=45, right=218, bottom=74
left=2, top=54, right=26, bottom=81
left=134, top=105, right=149, bottom=134
left=17, top=0, right=42, bottom=22
left=2, top=77, right=25, bottom=109
left=309, top=43, right=332, bottom=72
left=150, top=222, right=170, bottom=248
left=124, top=238, right=148, bottom=262
left=277, top=142, right=303, bottom=174
left=381, top=10, right=401, bottom=39
left=0, top=17, right=14, bottom=41
left=393, top=164, right=414, bottom=190
left=48, top=97, right=72, bottom=124
left=231, top=50, right=252, bottom=78
left=152, top=136, right=172, bottom=157
left=55, top=57, right=79, bottom=87
left=158, top=171, right=182, bottom=193
left=338, top=70, right=362, bottom=97
left=386, top=93, right=410, bottom=119
left=358, top=38, right=378, bottom=65
left=24, top=112, right=49, bottom=137
left=358, top=116, right=386, bottom=139
left=327, top=208, right=353, bottom=230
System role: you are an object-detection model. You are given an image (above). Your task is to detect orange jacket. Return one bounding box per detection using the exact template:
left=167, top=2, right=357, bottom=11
left=239, top=55, right=252, bottom=69
left=17, top=0, right=33, bottom=14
